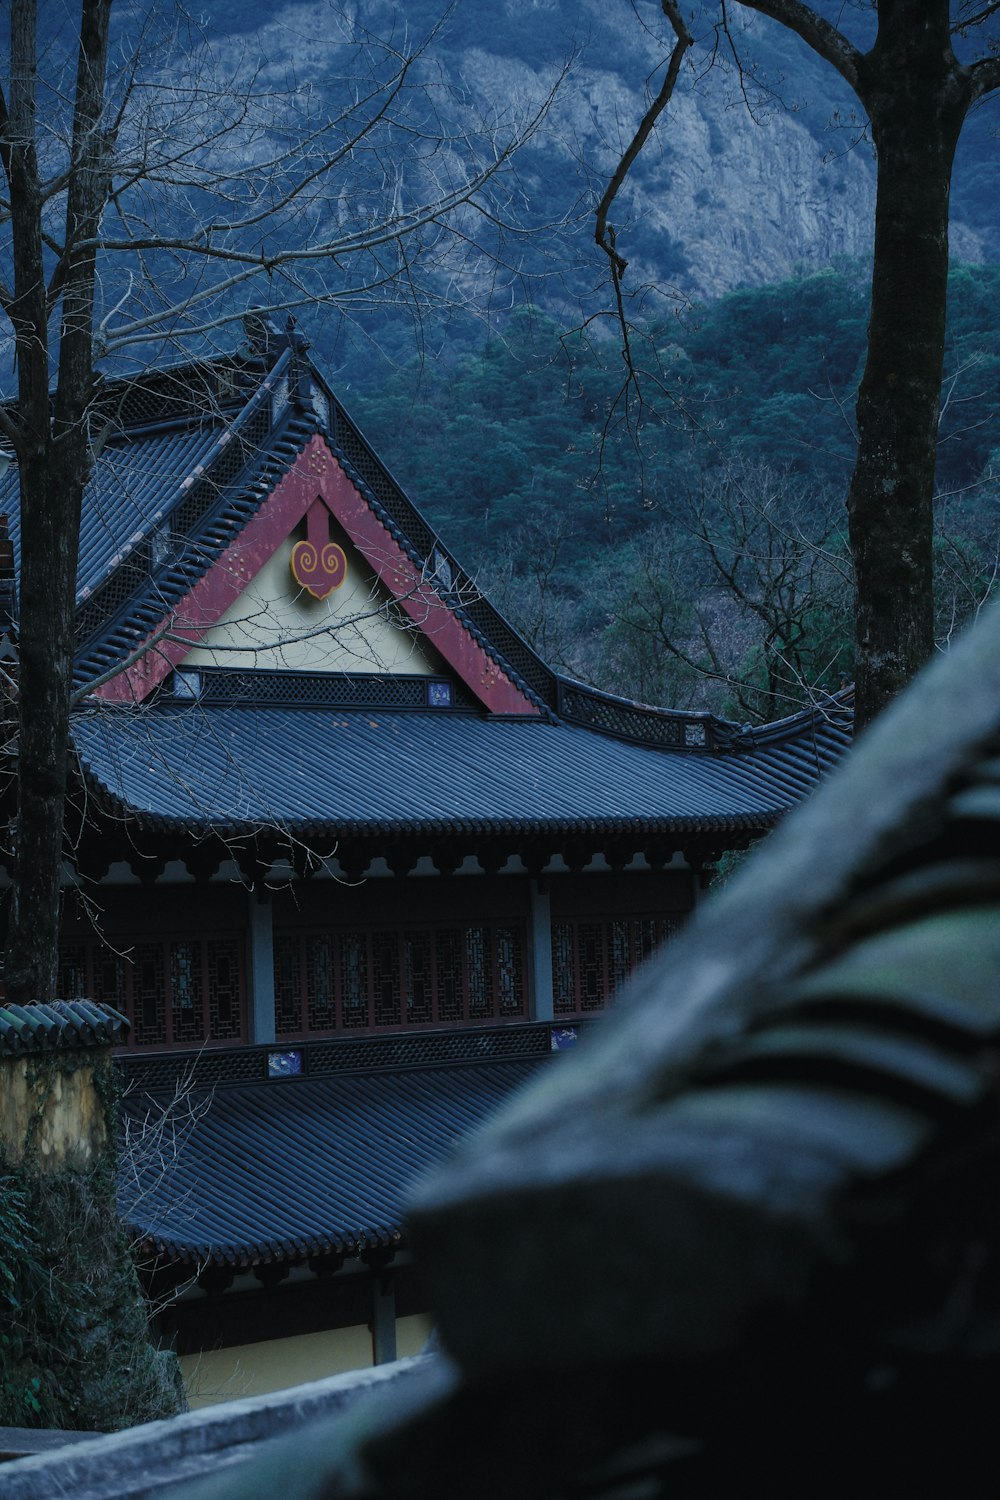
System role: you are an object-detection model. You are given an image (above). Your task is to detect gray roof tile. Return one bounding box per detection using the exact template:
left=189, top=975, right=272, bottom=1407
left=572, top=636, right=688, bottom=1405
left=121, top=1059, right=546, bottom=1262
left=73, top=702, right=850, bottom=838
left=0, top=1000, right=129, bottom=1053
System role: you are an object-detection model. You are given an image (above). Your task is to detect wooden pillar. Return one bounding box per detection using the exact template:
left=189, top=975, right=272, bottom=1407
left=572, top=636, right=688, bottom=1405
left=371, top=1273, right=397, bottom=1365
left=247, top=890, right=276, bottom=1045
left=529, top=878, right=553, bottom=1022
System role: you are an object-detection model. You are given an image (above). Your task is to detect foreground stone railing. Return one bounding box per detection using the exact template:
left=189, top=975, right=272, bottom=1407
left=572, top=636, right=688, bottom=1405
left=0, top=1358, right=430, bottom=1499
left=0, top=1426, right=102, bottom=1462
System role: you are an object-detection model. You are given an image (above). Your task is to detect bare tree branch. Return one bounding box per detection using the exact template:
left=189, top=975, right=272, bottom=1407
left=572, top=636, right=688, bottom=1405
left=953, top=1, right=1000, bottom=33
left=967, top=51, right=1000, bottom=98
left=733, top=0, right=864, bottom=93
left=595, top=1, right=693, bottom=280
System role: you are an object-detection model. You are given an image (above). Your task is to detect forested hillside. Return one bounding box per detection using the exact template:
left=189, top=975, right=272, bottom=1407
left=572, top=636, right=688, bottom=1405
left=348, top=262, right=1000, bottom=721
left=212, top=0, right=999, bottom=724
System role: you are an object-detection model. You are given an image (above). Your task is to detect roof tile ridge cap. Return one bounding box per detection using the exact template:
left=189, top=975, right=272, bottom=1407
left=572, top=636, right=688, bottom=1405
left=555, top=673, right=725, bottom=726
left=80, top=347, right=296, bottom=604
left=75, top=390, right=315, bottom=667
left=230, top=344, right=293, bottom=426
left=729, top=689, right=856, bottom=751
left=21, top=1001, right=58, bottom=1023
left=314, top=440, right=427, bottom=584
left=60, top=996, right=111, bottom=1024
left=36, top=999, right=115, bottom=1037
left=421, top=538, right=556, bottom=703
left=170, top=343, right=293, bottom=490
left=72, top=697, right=136, bottom=720
left=2, top=1002, right=58, bottom=1047
left=321, top=438, right=552, bottom=717
left=103, top=348, right=257, bottom=397
left=454, top=616, right=552, bottom=718
left=83, top=999, right=129, bottom=1032
left=317, top=404, right=557, bottom=713
left=424, top=532, right=554, bottom=692
left=1, top=1001, right=54, bottom=1025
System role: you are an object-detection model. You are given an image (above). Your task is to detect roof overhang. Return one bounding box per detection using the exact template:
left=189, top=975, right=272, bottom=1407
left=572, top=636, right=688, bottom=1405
left=122, top=1058, right=546, bottom=1267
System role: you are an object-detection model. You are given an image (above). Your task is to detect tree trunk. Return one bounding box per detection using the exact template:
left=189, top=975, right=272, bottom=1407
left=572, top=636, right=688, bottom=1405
left=4, top=0, right=111, bottom=1002
left=5, top=451, right=87, bottom=1004
left=848, top=2, right=970, bottom=727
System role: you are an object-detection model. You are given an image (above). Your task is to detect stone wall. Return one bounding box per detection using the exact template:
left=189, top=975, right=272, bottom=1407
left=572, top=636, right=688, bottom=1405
left=0, top=1003, right=185, bottom=1432
left=0, top=1055, right=107, bottom=1171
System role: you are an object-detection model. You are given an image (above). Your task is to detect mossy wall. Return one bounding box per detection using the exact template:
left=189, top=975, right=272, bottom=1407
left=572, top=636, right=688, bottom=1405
left=0, top=1056, right=107, bottom=1170
left=0, top=1045, right=186, bottom=1430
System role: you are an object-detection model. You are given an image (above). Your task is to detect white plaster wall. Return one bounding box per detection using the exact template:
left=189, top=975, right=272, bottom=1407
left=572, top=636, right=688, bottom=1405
left=180, top=1314, right=432, bottom=1409
left=183, top=535, right=435, bottom=675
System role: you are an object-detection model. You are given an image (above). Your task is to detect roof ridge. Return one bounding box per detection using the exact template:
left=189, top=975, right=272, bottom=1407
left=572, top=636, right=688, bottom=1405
left=74, top=398, right=318, bottom=689
left=0, top=999, right=129, bottom=1052
left=724, top=686, right=856, bottom=750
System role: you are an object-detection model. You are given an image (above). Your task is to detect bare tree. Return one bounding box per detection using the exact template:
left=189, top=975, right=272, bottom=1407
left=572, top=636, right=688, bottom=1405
left=598, top=466, right=853, bottom=721
left=0, top=0, right=561, bottom=1002
left=596, top=0, right=1000, bottom=729
left=592, top=456, right=1000, bottom=723
left=476, top=507, right=598, bottom=680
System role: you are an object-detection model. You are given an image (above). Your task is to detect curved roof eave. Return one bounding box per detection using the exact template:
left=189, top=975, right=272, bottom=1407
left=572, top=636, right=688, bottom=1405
left=121, top=1060, right=545, bottom=1266
left=71, top=706, right=800, bottom=846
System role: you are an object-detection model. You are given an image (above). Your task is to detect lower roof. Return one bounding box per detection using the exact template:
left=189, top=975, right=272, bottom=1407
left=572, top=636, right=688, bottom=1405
left=74, top=700, right=850, bottom=841
left=121, top=1058, right=546, bottom=1265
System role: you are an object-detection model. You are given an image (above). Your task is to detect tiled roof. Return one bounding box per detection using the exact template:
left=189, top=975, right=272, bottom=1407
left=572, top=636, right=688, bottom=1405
left=121, top=1058, right=545, bottom=1264
left=0, top=1000, right=129, bottom=1053
left=0, top=334, right=854, bottom=773
left=722, top=693, right=854, bottom=794
left=0, top=350, right=327, bottom=690
left=1, top=355, right=291, bottom=605
left=72, top=698, right=851, bottom=840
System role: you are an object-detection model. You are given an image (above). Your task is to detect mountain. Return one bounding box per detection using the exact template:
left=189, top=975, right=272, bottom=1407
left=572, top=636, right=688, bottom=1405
left=242, top=0, right=996, bottom=317
left=208, top=0, right=998, bottom=387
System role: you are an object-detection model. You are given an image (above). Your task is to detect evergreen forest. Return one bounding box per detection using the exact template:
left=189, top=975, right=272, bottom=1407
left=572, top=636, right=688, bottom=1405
left=336, top=261, right=1000, bottom=722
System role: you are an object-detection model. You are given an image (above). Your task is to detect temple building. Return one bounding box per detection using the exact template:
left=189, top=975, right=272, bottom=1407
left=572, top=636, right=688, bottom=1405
left=0, top=319, right=851, bottom=1402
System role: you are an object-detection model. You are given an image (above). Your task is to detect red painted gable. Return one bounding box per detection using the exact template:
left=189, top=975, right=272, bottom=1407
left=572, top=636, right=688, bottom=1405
left=96, top=434, right=539, bottom=716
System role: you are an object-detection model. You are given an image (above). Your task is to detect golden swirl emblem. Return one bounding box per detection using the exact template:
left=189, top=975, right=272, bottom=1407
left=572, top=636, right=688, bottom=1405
left=290, top=539, right=347, bottom=599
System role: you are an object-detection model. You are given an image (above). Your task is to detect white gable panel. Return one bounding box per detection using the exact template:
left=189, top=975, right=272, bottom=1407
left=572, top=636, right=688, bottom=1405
left=182, top=532, right=436, bottom=675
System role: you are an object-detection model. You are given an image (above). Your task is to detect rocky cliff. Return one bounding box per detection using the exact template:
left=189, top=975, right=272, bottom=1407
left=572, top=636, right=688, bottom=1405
left=224, top=0, right=998, bottom=312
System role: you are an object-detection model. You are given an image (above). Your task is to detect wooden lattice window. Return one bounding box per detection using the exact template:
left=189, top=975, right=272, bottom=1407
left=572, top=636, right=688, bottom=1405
left=306, top=934, right=336, bottom=1030
left=134, top=943, right=168, bottom=1046
left=465, top=925, right=493, bottom=1020
left=274, top=934, right=303, bottom=1036
left=208, top=938, right=242, bottom=1041
left=271, top=922, right=528, bottom=1035
left=551, top=915, right=680, bottom=1018
left=496, top=927, right=523, bottom=1018
left=403, top=931, right=433, bottom=1025
left=340, top=931, right=370, bottom=1030
left=171, top=940, right=204, bottom=1045
left=435, top=928, right=464, bottom=1023
left=57, top=934, right=246, bottom=1049
left=372, top=932, right=402, bottom=1028
left=552, top=923, right=575, bottom=1015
